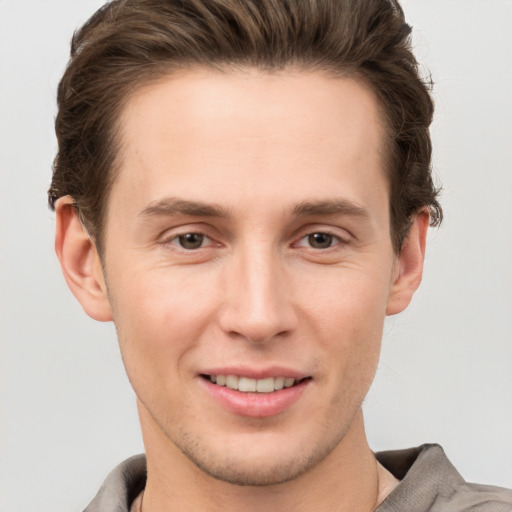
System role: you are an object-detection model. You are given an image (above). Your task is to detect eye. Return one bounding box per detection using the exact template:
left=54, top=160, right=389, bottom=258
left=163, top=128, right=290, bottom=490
left=172, top=233, right=210, bottom=250
left=297, top=232, right=341, bottom=249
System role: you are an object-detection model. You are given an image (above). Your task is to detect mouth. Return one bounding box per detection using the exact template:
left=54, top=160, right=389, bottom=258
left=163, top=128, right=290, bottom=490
left=200, top=371, right=312, bottom=417
left=200, top=374, right=310, bottom=393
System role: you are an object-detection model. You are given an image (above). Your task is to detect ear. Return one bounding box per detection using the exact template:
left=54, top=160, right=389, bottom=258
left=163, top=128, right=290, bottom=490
left=386, top=211, right=429, bottom=316
left=55, top=196, right=113, bottom=322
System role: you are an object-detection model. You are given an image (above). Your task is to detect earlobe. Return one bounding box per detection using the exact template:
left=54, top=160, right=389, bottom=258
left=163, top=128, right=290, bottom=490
left=55, top=196, right=113, bottom=322
left=386, top=211, right=430, bottom=316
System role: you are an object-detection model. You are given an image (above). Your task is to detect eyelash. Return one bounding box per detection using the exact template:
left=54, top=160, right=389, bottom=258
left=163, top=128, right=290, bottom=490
left=165, top=232, right=214, bottom=251
left=295, top=231, right=344, bottom=250
left=162, top=229, right=346, bottom=252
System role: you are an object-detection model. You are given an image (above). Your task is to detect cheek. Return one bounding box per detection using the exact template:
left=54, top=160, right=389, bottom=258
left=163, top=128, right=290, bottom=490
left=108, top=267, right=218, bottom=380
left=300, top=264, right=391, bottom=332
left=299, top=268, right=389, bottom=388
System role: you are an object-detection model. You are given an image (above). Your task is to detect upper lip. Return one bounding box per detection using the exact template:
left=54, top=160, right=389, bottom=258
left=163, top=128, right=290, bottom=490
left=199, top=366, right=310, bottom=380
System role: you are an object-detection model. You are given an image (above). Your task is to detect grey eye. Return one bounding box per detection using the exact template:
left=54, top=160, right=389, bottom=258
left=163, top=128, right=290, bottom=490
left=307, top=233, right=334, bottom=249
left=178, top=233, right=205, bottom=250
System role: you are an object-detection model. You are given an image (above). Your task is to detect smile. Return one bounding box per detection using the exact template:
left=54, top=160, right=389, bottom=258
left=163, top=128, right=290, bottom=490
left=200, top=372, right=311, bottom=417
left=205, top=375, right=301, bottom=393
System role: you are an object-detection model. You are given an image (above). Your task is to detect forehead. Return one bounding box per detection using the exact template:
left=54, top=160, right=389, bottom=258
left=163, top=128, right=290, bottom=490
left=112, top=68, right=388, bottom=225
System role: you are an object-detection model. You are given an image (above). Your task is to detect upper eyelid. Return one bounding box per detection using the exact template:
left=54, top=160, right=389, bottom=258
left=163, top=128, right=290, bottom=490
left=159, top=233, right=219, bottom=254
left=158, top=223, right=216, bottom=240
left=294, top=231, right=344, bottom=248
left=292, top=224, right=351, bottom=241
left=157, top=224, right=351, bottom=245
left=163, top=231, right=213, bottom=244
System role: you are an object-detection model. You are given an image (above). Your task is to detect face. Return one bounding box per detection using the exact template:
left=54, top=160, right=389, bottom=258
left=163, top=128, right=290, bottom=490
left=96, top=69, right=407, bottom=485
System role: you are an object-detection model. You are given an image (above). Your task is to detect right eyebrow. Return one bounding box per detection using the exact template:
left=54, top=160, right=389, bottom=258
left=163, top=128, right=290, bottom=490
left=138, top=197, right=231, bottom=219
left=292, top=198, right=371, bottom=220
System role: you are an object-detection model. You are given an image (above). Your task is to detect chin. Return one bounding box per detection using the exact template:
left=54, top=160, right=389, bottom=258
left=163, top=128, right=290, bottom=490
left=184, top=448, right=316, bottom=486
left=173, top=424, right=348, bottom=487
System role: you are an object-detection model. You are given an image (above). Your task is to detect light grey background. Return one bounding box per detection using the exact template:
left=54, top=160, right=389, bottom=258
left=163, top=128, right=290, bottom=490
left=1, top=1, right=511, bottom=511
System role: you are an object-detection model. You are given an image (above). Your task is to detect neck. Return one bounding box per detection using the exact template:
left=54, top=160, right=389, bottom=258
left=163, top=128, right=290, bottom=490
left=139, top=406, right=395, bottom=512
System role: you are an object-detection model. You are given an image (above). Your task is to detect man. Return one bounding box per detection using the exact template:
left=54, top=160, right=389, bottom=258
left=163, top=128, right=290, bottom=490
left=48, top=0, right=512, bottom=511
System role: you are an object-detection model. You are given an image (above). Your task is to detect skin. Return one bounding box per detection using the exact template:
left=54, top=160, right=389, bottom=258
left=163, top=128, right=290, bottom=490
left=55, top=68, right=428, bottom=511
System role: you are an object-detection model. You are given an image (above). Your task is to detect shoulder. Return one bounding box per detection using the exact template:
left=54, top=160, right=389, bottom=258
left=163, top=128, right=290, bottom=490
left=376, top=444, right=512, bottom=512
left=83, top=454, right=146, bottom=512
left=452, top=481, right=512, bottom=512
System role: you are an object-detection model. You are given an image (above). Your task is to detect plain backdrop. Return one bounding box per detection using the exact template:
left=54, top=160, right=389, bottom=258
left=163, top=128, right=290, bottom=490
left=1, top=1, right=511, bottom=511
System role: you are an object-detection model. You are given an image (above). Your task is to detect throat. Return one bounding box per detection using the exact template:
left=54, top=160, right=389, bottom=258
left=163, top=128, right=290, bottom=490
left=375, top=462, right=400, bottom=508
left=130, top=490, right=144, bottom=512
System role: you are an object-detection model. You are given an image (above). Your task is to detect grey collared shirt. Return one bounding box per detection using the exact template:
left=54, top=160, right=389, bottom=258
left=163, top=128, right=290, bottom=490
left=83, top=444, right=512, bottom=512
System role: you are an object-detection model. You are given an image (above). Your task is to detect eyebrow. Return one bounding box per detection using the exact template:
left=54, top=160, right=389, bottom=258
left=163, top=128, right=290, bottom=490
left=138, top=197, right=370, bottom=221
left=292, top=199, right=370, bottom=220
left=139, top=197, right=230, bottom=219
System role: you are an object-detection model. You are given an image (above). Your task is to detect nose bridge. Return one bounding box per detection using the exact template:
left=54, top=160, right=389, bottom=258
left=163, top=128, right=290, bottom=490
left=219, top=237, right=296, bottom=343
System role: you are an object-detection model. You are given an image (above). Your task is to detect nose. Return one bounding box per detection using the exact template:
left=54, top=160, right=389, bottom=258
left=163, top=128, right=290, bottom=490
left=218, top=244, right=298, bottom=344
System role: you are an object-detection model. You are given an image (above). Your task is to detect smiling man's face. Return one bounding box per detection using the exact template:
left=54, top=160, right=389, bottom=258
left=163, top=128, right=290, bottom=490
left=71, top=68, right=425, bottom=486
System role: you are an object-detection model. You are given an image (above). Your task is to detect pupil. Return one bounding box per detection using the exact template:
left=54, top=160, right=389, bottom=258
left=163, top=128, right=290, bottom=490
left=308, top=233, right=332, bottom=249
left=179, top=233, right=203, bottom=249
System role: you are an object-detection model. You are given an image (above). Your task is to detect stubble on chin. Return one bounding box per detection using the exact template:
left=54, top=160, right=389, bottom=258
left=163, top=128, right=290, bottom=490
left=166, top=413, right=356, bottom=487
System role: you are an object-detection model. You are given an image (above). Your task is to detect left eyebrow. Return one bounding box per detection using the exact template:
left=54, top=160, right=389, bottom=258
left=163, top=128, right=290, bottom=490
left=139, top=197, right=231, bottom=219
left=292, top=199, right=371, bottom=220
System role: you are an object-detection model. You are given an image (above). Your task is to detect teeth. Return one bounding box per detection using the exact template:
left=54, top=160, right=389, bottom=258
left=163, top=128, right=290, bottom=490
left=274, top=377, right=285, bottom=390
left=284, top=377, right=295, bottom=388
left=256, top=377, right=274, bottom=393
left=225, top=375, right=239, bottom=390
left=239, top=377, right=256, bottom=392
left=209, top=375, right=298, bottom=393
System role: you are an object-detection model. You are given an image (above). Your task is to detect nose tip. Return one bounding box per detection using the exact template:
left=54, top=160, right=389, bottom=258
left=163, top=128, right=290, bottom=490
left=220, top=288, right=297, bottom=345
left=218, top=255, right=297, bottom=344
left=225, top=302, right=294, bottom=344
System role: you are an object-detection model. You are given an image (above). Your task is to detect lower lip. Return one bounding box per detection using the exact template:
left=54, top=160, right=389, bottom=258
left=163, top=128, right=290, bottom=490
left=200, top=378, right=310, bottom=418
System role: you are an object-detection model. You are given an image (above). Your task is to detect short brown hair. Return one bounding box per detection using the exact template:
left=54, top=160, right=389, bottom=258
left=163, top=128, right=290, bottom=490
left=48, top=0, right=442, bottom=254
